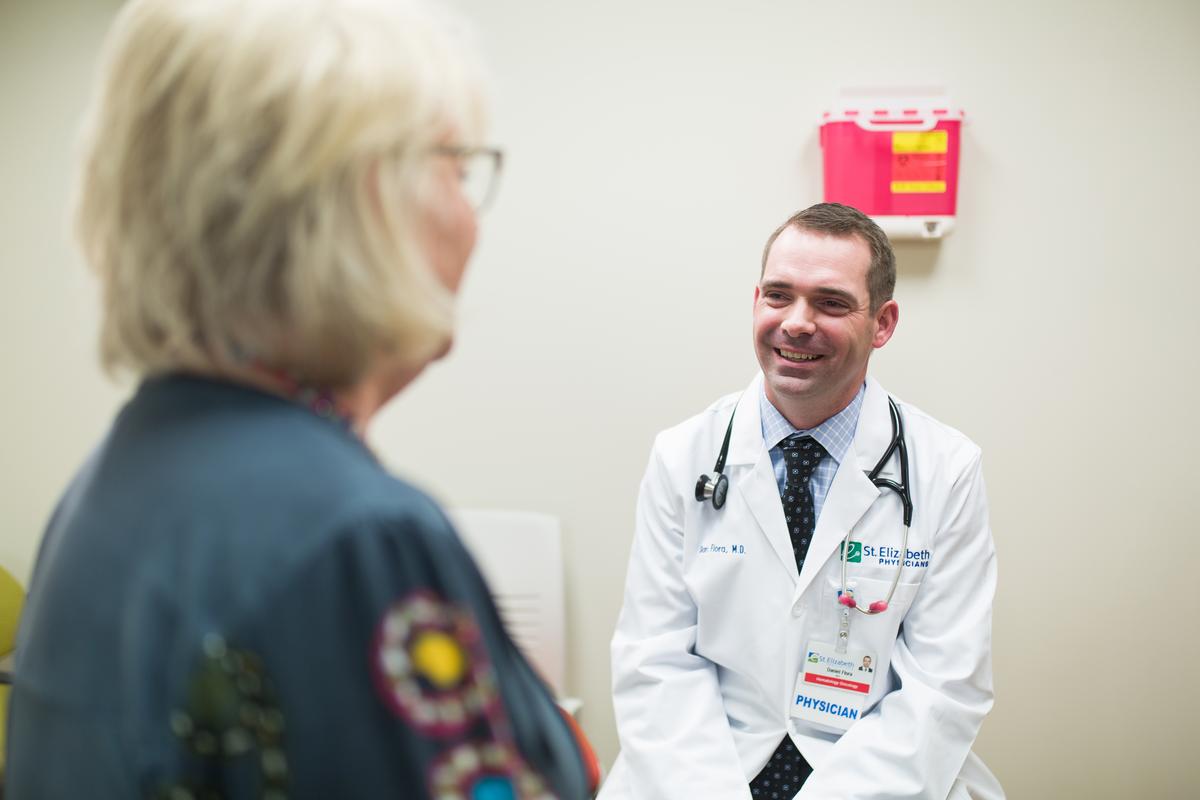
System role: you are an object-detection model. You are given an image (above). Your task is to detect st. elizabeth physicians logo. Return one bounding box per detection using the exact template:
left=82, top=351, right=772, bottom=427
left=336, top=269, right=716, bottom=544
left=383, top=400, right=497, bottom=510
left=840, top=541, right=862, bottom=563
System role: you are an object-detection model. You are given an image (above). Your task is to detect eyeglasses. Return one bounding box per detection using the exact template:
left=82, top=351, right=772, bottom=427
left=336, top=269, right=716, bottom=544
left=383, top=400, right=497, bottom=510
left=432, top=145, right=505, bottom=212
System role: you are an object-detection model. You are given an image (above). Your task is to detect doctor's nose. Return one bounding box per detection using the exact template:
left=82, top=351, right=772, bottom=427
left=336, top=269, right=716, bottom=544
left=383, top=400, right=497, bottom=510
left=781, top=302, right=817, bottom=337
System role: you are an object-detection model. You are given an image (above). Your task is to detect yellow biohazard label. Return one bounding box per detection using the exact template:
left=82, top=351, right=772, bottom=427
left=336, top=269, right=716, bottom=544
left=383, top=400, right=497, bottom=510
left=891, top=131, right=948, bottom=154
left=890, top=180, right=947, bottom=194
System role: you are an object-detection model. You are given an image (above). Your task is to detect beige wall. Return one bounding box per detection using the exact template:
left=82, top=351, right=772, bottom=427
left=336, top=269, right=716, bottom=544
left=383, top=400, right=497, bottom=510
left=4, top=0, right=1199, bottom=796
left=0, top=0, right=130, bottom=581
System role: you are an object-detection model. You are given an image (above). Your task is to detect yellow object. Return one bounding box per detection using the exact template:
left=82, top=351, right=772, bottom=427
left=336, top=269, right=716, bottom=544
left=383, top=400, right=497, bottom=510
left=0, top=687, right=8, bottom=774
left=892, top=131, right=948, bottom=154
left=0, top=564, right=26, bottom=778
left=410, top=630, right=467, bottom=689
left=891, top=181, right=947, bottom=194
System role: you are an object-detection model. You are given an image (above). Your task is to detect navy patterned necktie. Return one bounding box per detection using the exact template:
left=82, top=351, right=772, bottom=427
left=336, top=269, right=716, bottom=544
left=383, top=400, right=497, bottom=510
left=749, top=434, right=827, bottom=798
left=779, top=434, right=828, bottom=576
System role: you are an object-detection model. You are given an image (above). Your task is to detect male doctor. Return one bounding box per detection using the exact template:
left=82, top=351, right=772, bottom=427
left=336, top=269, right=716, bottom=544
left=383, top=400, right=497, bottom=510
left=602, top=203, right=1002, bottom=799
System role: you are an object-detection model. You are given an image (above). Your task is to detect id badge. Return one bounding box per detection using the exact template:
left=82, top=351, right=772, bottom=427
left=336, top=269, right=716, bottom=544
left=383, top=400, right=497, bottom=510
left=790, top=640, right=876, bottom=731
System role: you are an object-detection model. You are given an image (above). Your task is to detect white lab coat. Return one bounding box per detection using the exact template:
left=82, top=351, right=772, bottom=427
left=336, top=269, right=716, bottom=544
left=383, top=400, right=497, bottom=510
left=601, top=375, right=1003, bottom=800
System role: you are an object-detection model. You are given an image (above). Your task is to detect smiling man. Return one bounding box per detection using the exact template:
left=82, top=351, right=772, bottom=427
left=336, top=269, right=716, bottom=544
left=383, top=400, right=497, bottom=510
left=601, top=203, right=1003, bottom=799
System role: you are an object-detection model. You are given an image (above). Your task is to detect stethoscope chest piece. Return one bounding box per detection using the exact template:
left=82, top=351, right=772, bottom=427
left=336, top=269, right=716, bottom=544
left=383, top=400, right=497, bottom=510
left=694, top=473, right=729, bottom=509
left=695, top=402, right=739, bottom=510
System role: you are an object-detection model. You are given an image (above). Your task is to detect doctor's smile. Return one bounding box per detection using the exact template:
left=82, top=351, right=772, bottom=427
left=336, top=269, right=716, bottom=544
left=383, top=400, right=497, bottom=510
left=776, top=348, right=822, bottom=363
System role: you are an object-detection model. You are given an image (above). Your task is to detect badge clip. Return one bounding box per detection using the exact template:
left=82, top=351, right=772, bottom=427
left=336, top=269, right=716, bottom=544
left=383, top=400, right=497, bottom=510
left=836, top=587, right=854, bottom=654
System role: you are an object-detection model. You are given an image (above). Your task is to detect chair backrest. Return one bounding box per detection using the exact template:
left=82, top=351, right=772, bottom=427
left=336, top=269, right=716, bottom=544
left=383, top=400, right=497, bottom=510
left=448, top=509, right=566, bottom=697
left=1, top=565, right=25, bottom=777
left=0, top=565, right=24, bottom=658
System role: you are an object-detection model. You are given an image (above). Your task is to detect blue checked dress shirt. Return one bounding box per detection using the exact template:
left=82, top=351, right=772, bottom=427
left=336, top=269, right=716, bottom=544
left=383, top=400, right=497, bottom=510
left=759, top=382, right=866, bottom=521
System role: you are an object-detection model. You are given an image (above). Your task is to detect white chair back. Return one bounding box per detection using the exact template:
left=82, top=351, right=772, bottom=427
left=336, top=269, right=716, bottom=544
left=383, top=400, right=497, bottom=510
left=448, top=509, right=567, bottom=697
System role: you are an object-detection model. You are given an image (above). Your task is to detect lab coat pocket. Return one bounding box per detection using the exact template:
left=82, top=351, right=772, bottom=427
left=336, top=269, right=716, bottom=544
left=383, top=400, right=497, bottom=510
left=823, top=576, right=921, bottom=671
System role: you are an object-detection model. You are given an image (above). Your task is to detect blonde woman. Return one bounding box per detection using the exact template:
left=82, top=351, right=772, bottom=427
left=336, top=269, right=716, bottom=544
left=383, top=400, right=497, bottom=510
left=6, top=1, right=593, bottom=797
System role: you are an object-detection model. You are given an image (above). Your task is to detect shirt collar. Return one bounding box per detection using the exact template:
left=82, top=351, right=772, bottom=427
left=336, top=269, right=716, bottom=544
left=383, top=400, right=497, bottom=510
left=759, top=382, right=866, bottom=466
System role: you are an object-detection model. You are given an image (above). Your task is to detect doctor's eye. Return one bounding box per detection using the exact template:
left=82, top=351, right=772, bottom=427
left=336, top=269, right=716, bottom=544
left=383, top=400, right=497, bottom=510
left=817, top=298, right=851, bottom=313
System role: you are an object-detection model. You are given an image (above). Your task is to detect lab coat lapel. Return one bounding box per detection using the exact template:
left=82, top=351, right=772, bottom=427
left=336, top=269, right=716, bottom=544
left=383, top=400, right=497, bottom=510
left=794, top=378, right=893, bottom=600
left=727, top=376, right=801, bottom=585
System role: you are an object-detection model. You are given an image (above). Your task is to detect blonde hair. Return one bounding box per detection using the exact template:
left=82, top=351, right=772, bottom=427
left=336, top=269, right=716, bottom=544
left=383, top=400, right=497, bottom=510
left=76, top=0, right=488, bottom=386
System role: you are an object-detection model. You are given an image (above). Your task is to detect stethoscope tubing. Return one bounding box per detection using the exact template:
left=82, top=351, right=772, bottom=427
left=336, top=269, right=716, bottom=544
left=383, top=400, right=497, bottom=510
left=697, top=394, right=914, bottom=616
left=842, top=397, right=912, bottom=615
left=840, top=523, right=909, bottom=615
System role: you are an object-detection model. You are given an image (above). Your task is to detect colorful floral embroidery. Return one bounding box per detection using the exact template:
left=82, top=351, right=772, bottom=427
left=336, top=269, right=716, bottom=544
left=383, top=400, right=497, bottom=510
left=161, top=633, right=289, bottom=799
left=428, top=740, right=554, bottom=800
left=372, top=590, right=500, bottom=738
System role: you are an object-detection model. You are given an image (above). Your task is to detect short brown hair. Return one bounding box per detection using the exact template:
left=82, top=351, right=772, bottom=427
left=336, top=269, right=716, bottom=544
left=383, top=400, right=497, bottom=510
left=760, top=203, right=896, bottom=312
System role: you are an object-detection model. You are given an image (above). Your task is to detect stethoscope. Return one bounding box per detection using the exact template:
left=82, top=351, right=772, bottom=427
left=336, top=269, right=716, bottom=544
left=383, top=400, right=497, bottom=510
left=695, top=396, right=913, bottom=617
